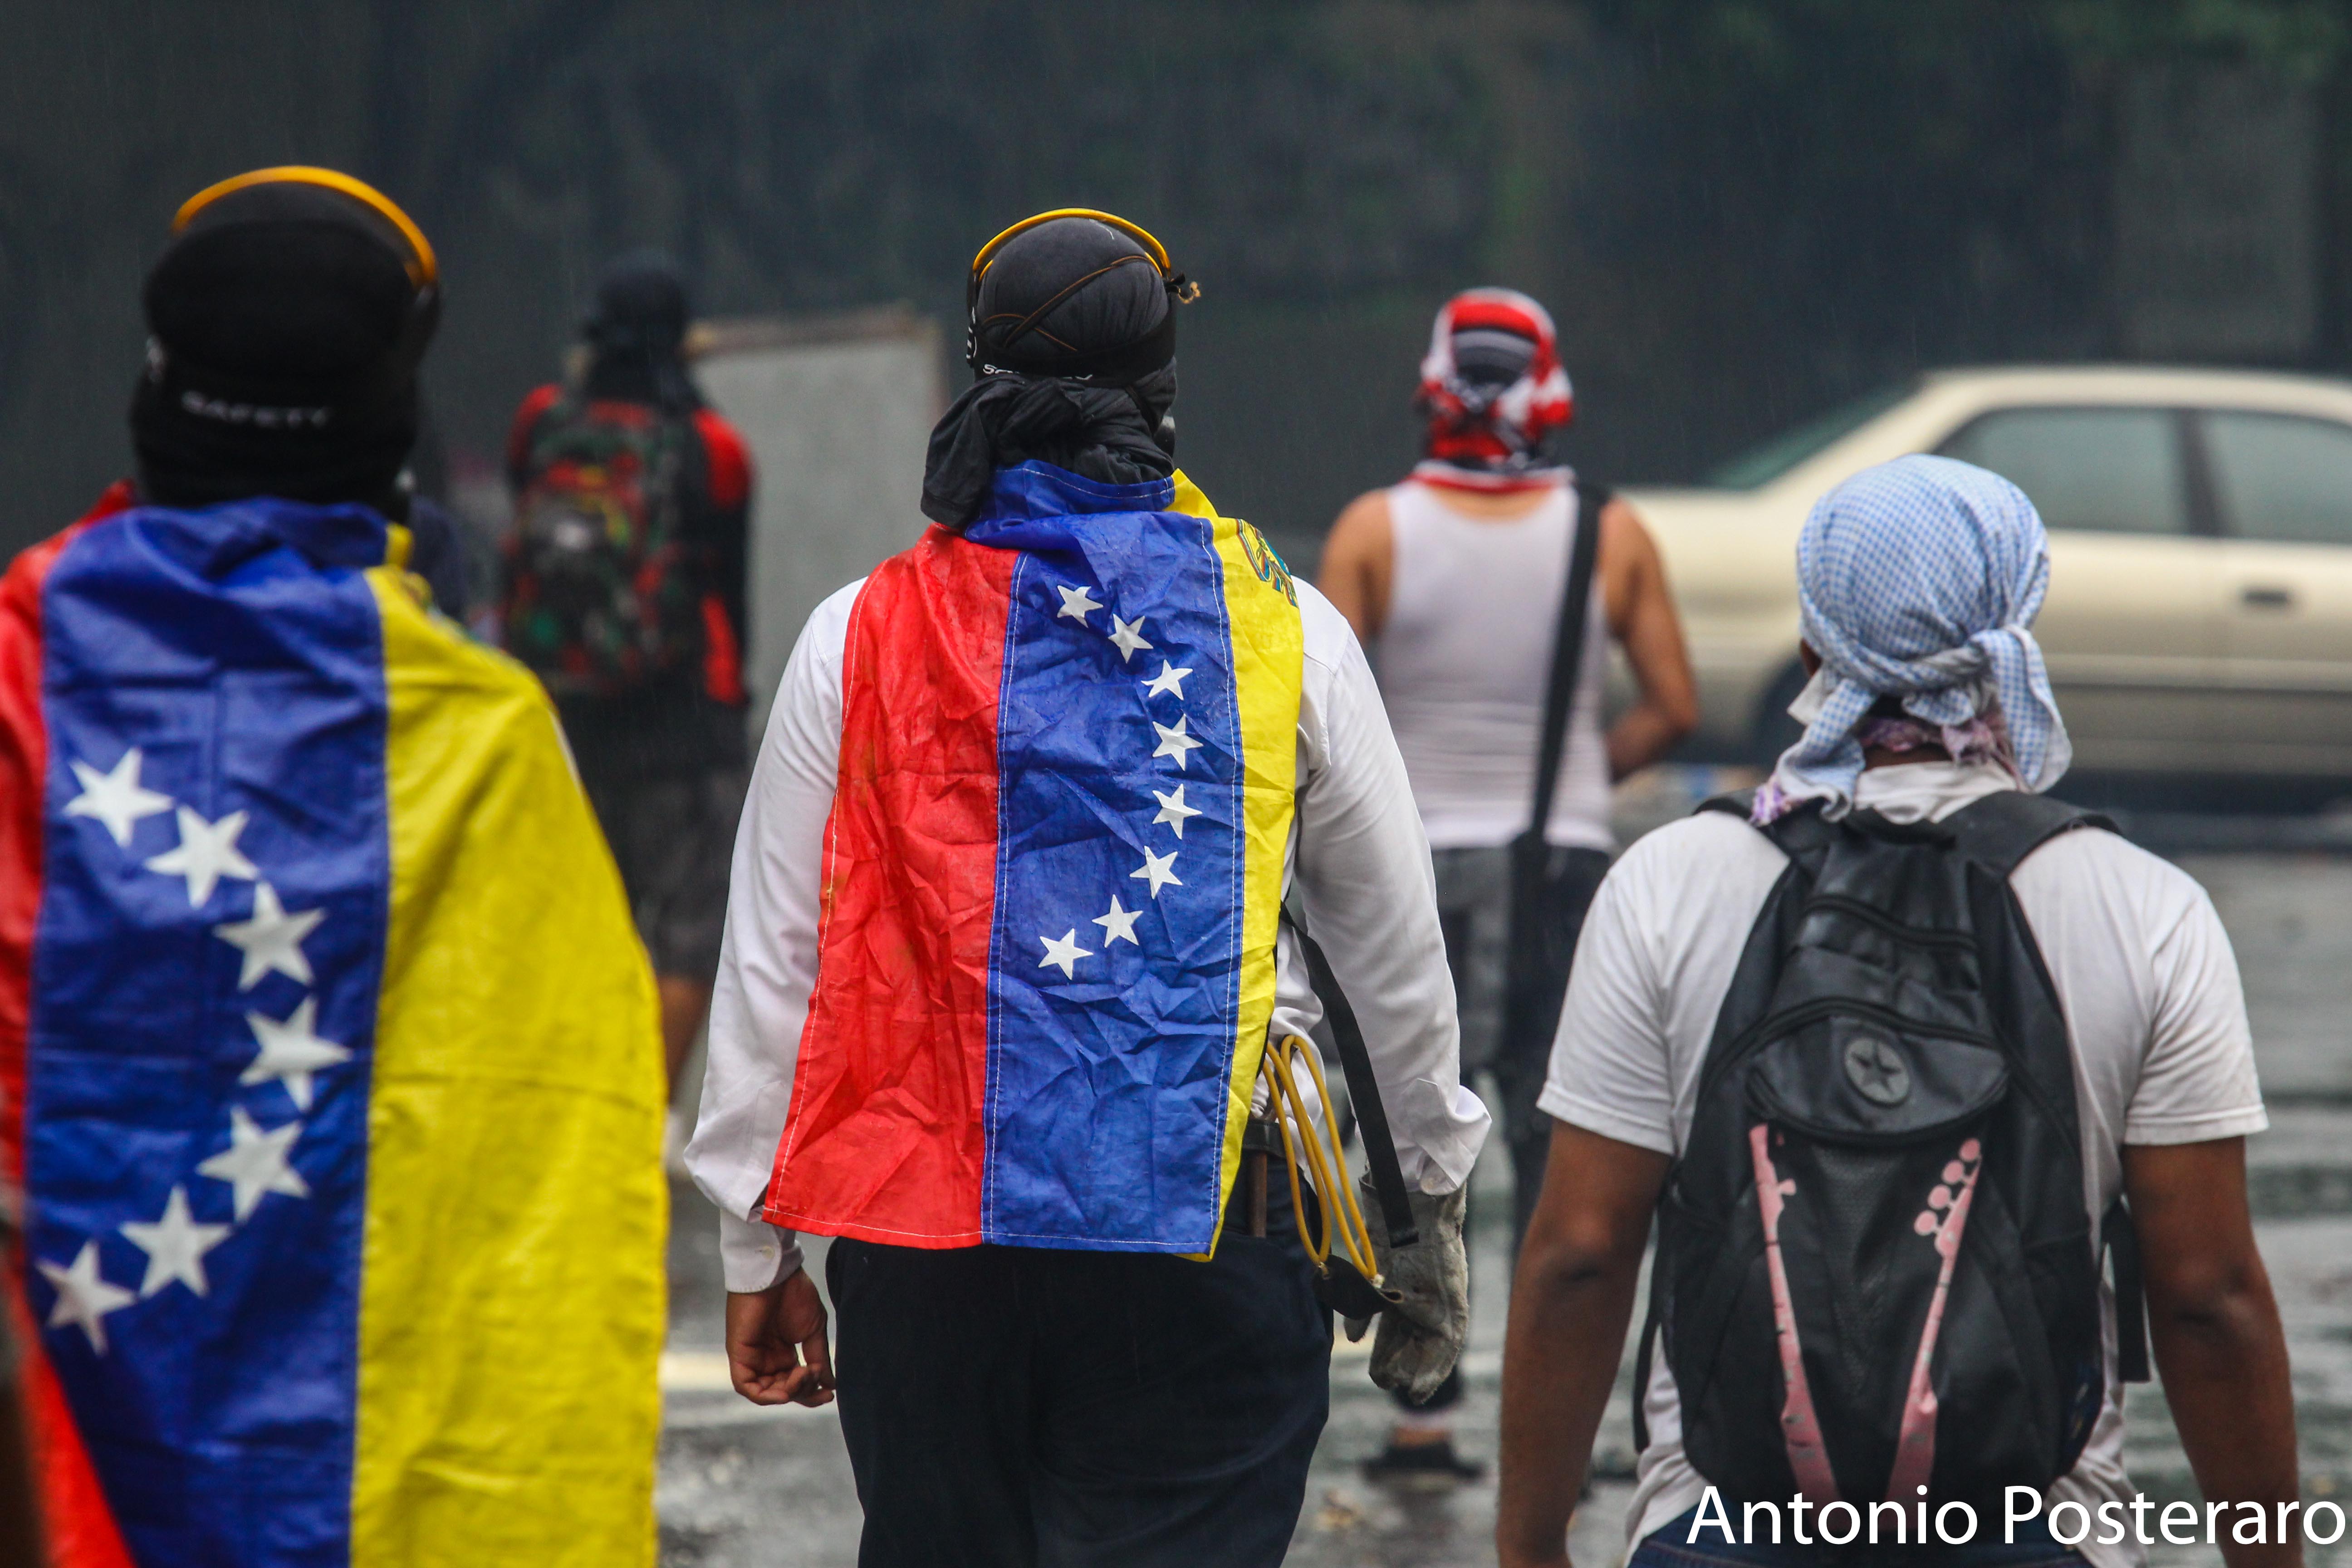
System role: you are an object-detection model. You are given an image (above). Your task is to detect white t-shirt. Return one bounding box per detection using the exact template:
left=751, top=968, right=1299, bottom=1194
left=1539, top=760, right=2267, bottom=1568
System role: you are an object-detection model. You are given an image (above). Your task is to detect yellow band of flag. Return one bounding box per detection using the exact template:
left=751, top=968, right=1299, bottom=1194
left=353, top=568, right=666, bottom=1566
left=1170, top=473, right=1303, bottom=1251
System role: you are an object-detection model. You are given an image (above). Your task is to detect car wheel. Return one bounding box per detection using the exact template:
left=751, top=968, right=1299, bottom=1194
left=1749, top=660, right=1811, bottom=767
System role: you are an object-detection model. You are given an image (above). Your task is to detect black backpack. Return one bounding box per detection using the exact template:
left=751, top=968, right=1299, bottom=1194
left=1634, top=790, right=2148, bottom=1513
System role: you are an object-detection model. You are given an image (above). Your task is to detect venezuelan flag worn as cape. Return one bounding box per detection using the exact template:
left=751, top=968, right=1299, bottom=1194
left=768, top=463, right=1303, bottom=1255
left=1, top=488, right=666, bottom=1567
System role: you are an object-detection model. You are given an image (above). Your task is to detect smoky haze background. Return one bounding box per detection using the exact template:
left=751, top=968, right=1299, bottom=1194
left=0, top=1, right=2340, bottom=568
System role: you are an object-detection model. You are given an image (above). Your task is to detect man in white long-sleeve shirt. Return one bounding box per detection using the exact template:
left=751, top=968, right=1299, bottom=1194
left=684, top=211, right=1487, bottom=1568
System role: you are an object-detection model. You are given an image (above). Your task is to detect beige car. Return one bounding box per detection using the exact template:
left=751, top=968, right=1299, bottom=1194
left=1624, top=366, right=2352, bottom=793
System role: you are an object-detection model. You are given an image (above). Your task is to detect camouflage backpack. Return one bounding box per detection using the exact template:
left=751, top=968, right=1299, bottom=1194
left=505, top=396, right=704, bottom=697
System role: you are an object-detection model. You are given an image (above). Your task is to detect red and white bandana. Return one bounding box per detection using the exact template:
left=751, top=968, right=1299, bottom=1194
left=1412, top=288, right=1574, bottom=493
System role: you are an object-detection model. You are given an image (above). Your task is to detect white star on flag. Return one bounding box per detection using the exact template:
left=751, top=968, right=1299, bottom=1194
left=1093, top=895, right=1142, bottom=946
left=36, top=1240, right=135, bottom=1355
left=240, top=998, right=353, bottom=1111
left=1107, top=615, right=1153, bottom=663
left=1130, top=847, right=1182, bottom=898
left=119, top=1186, right=232, bottom=1299
left=1152, top=784, right=1202, bottom=838
left=64, top=749, right=174, bottom=848
left=1152, top=716, right=1204, bottom=770
left=1055, top=583, right=1103, bottom=624
left=144, top=806, right=259, bottom=906
left=1141, top=661, right=1192, bottom=700
left=1038, top=929, right=1092, bottom=978
left=196, top=1105, right=309, bottom=1220
left=213, top=881, right=326, bottom=990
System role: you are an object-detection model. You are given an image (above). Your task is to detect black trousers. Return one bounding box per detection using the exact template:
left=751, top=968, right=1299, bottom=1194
left=1401, top=842, right=1612, bottom=1417
left=1480, top=845, right=1613, bottom=1245
left=828, top=1182, right=1332, bottom=1568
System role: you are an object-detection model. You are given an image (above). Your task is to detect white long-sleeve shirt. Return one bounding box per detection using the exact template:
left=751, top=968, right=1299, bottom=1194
left=686, top=573, right=1490, bottom=1291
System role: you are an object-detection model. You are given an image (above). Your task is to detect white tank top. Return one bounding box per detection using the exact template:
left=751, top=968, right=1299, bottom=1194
left=1372, top=479, right=1612, bottom=851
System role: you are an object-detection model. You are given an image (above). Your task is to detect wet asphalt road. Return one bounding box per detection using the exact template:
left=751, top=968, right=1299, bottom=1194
left=654, top=803, right=2352, bottom=1568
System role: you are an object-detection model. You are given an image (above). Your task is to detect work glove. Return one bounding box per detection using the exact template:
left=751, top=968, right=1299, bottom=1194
left=1346, top=1181, right=1468, bottom=1406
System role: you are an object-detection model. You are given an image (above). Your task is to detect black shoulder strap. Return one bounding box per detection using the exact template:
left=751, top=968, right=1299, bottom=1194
left=1942, top=791, right=2116, bottom=878
left=1695, top=789, right=1754, bottom=822
left=1523, top=481, right=1609, bottom=844
left=1697, top=791, right=1846, bottom=879
left=1283, top=904, right=1420, bottom=1250
left=2104, top=1196, right=2151, bottom=1382
left=1631, top=1284, right=1662, bottom=1452
left=1703, top=789, right=2110, bottom=879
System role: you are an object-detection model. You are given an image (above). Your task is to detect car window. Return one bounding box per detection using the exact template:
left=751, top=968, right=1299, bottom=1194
left=2203, top=411, right=2352, bottom=547
left=1701, top=380, right=1917, bottom=490
left=1936, top=407, right=2187, bottom=535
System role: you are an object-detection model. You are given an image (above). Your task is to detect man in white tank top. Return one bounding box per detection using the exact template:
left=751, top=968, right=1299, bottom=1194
left=1320, top=288, right=1697, bottom=1480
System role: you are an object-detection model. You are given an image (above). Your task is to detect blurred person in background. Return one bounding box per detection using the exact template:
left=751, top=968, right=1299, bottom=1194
left=502, top=250, right=755, bottom=1088
left=690, top=210, right=1489, bottom=1567
left=1318, top=287, right=1696, bottom=1481
left=3, top=167, right=666, bottom=1568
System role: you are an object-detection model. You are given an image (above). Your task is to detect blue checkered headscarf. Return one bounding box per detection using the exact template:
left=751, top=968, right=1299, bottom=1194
left=1764, top=454, right=2069, bottom=818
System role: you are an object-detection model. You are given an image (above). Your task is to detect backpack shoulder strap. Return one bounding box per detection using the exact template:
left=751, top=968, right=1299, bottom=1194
left=1631, top=1284, right=1662, bottom=1453
left=1695, top=791, right=1845, bottom=879
left=1707, top=788, right=2115, bottom=879
left=1943, top=790, right=2116, bottom=879
left=1694, top=789, right=1754, bottom=822
left=534, top=387, right=589, bottom=432
left=518, top=391, right=600, bottom=465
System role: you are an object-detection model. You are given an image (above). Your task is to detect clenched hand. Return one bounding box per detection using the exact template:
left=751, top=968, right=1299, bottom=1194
left=725, top=1269, right=834, bottom=1407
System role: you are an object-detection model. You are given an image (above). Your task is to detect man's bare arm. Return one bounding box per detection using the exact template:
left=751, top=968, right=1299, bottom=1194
left=2126, top=1138, right=2301, bottom=1567
left=1597, top=499, right=1697, bottom=779
left=1315, top=490, right=1395, bottom=645
left=1498, top=1121, right=1672, bottom=1568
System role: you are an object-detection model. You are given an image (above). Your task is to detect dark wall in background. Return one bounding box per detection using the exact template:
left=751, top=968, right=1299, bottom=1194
left=0, top=2, right=2337, bottom=568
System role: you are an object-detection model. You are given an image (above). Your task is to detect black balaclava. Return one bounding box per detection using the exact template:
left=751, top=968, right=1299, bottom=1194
left=922, top=215, right=1190, bottom=529
left=132, top=171, right=439, bottom=514
left=580, top=249, right=701, bottom=413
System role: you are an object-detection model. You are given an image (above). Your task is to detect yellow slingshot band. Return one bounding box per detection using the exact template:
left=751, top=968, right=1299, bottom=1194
left=1261, top=1034, right=1382, bottom=1284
